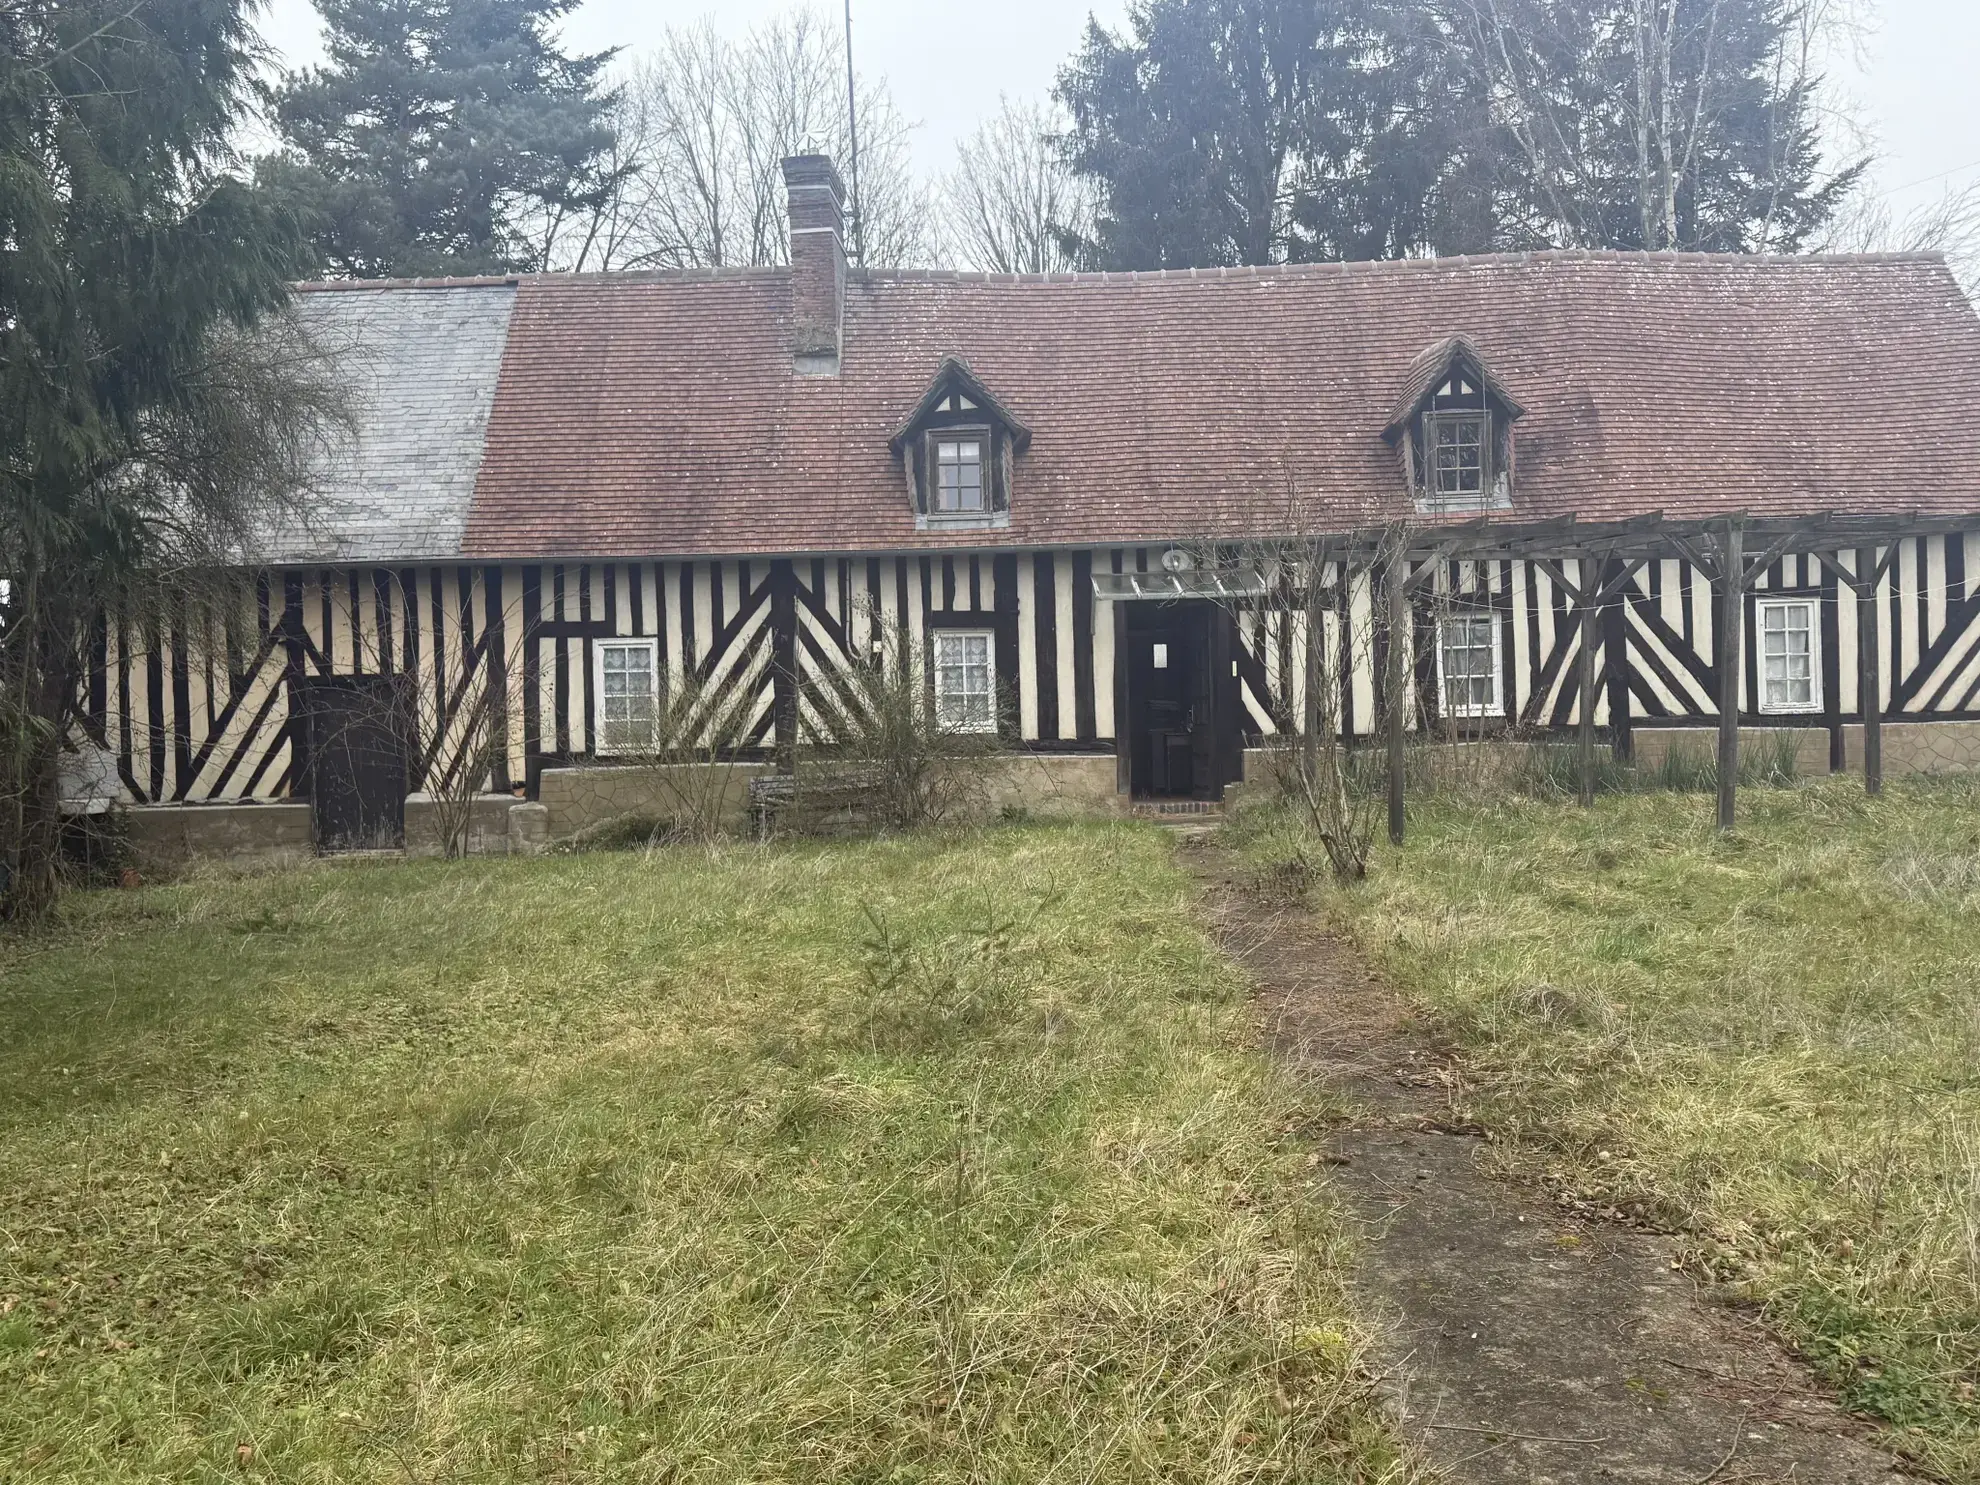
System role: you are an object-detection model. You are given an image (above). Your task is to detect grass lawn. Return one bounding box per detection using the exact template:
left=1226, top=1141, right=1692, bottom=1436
left=1235, top=779, right=1980, bottom=1479
left=0, top=824, right=1409, bottom=1483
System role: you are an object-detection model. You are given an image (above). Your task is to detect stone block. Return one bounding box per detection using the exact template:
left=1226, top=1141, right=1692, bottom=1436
left=508, top=802, right=551, bottom=853
left=1842, top=720, right=1980, bottom=776
left=122, top=802, right=314, bottom=869
left=404, top=793, right=515, bottom=856
left=536, top=762, right=775, bottom=839
left=978, top=753, right=1125, bottom=819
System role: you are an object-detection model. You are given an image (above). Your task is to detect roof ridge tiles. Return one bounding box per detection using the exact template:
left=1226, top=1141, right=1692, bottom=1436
left=294, top=246, right=1951, bottom=298
left=295, top=274, right=522, bottom=293
left=843, top=247, right=1949, bottom=288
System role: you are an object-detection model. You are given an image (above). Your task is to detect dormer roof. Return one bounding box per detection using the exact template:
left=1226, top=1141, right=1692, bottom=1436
left=1382, top=334, right=1526, bottom=443
left=888, top=355, right=1033, bottom=454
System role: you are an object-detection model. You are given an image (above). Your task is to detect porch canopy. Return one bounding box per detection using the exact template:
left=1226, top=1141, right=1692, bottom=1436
left=1092, top=509, right=1980, bottom=580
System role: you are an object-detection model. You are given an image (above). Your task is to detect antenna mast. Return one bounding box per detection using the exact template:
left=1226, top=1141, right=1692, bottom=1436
left=843, top=0, right=863, bottom=267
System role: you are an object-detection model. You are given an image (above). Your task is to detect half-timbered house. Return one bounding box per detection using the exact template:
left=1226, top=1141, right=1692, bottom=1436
left=74, top=154, right=1980, bottom=852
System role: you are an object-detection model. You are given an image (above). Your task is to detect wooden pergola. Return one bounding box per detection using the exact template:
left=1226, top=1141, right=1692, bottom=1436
left=1246, top=509, right=1980, bottom=841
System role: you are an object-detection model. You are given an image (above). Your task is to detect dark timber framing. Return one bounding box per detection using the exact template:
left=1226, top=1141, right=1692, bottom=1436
left=80, top=510, right=1980, bottom=838
left=1232, top=509, right=1980, bottom=840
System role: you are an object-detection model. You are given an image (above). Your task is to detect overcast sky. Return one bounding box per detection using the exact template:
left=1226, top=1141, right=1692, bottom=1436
left=255, top=0, right=1979, bottom=222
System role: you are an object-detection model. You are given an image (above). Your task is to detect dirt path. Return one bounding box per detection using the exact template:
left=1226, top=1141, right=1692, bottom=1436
left=1187, top=840, right=1913, bottom=1485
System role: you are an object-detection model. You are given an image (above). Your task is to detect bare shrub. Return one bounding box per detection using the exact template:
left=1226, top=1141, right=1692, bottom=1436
left=549, top=664, right=762, bottom=851
left=1214, top=521, right=1413, bottom=881
left=798, top=608, right=1006, bottom=834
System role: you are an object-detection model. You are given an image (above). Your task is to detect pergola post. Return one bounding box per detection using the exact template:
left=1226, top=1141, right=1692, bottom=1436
left=1577, top=564, right=1599, bottom=807
left=1386, top=553, right=1408, bottom=846
left=1301, top=571, right=1322, bottom=785
left=1716, top=522, right=1744, bottom=832
left=1856, top=544, right=1883, bottom=797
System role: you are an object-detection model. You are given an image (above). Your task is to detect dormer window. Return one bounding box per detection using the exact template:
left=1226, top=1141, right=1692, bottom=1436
left=1383, top=342, right=1524, bottom=516
left=889, top=357, right=1032, bottom=532
left=1428, top=407, right=1487, bottom=501
left=934, top=434, right=986, bottom=513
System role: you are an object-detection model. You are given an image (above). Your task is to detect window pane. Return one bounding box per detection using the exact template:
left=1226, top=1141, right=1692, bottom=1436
left=1759, top=605, right=1817, bottom=710
left=1440, top=616, right=1496, bottom=715
left=1432, top=416, right=1485, bottom=496
left=933, top=439, right=984, bottom=513
left=599, top=645, right=655, bottom=748
left=934, top=631, right=995, bottom=732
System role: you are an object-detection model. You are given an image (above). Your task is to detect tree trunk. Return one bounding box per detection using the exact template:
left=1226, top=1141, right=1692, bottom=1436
left=7, top=727, right=66, bottom=919
left=1634, top=0, right=1656, bottom=247
left=1659, top=0, right=1678, bottom=246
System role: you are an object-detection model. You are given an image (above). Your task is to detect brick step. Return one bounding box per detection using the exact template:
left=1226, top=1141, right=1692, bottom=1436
left=1130, top=799, right=1225, bottom=820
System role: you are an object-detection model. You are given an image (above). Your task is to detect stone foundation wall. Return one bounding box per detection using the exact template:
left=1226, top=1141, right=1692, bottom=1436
left=980, top=754, right=1125, bottom=819
left=403, top=794, right=517, bottom=857
left=1842, top=721, right=1980, bottom=775
left=1629, top=726, right=1832, bottom=777
left=124, top=722, right=1980, bottom=867
left=123, top=802, right=314, bottom=870
left=536, top=762, right=776, bottom=839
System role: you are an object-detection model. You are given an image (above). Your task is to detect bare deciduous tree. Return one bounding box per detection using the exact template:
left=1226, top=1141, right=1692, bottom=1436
left=939, top=97, right=1094, bottom=274
left=1820, top=180, right=1980, bottom=299
left=541, top=8, right=934, bottom=273
left=1417, top=0, right=1865, bottom=252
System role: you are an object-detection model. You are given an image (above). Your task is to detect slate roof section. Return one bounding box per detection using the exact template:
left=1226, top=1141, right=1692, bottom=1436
left=261, top=280, right=517, bottom=564
left=461, top=251, right=1980, bottom=560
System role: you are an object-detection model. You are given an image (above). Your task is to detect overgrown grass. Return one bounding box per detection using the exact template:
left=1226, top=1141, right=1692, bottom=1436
left=0, top=826, right=1411, bottom=1482
left=1517, top=731, right=1805, bottom=797
left=1232, top=781, right=1980, bottom=1478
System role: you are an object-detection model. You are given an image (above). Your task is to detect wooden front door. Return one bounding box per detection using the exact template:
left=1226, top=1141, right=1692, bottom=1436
left=1123, top=601, right=1242, bottom=800
left=297, top=676, right=411, bottom=852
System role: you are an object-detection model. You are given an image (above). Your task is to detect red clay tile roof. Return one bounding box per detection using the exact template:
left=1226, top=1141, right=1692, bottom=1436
left=459, top=251, right=1980, bottom=560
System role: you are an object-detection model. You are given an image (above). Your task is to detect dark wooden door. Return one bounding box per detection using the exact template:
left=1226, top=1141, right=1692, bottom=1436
left=1122, top=601, right=1244, bottom=800
left=298, top=676, right=410, bottom=852
left=1124, top=609, right=1195, bottom=796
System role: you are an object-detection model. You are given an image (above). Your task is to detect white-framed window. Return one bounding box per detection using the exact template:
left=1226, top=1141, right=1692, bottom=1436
left=1757, top=599, right=1820, bottom=714
left=1437, top=612, right=1502, bottom=719
left=933, top=629, right=997, bottom=733
left=592, top=637, right=659, bottom=754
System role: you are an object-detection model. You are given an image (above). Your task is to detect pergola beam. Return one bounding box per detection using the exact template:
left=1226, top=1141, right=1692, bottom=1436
left=1209, top=509, right=1975, bottom=574
left=1186, top=507, right=1979, bottom=847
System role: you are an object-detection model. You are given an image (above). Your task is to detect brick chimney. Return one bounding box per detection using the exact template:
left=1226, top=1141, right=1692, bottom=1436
left=783, top=153, right=847, bottom=376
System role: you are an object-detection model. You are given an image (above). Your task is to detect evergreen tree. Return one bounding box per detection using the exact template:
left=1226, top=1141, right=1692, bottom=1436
left=1055, top=0, right=1369, bottom=269
left=263, top=0, right=618, bottom=277
left=1056, top=0, right=1861, bottom=267
left=1, top=0, right=336, bottom=917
